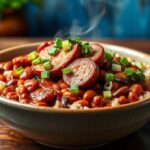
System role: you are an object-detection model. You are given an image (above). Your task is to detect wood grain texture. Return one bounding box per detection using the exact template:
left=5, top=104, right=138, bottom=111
left=0, top=38, right=149, bottom=150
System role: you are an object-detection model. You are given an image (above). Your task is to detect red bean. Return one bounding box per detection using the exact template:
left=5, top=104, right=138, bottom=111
left=83, top=90, right=97, bottom=101
left=130, top=84, right=144, bottom=96
left=63, top=91, right=77, bottom=102
left=91, top=96, right=103, bottom=107
left=118, top=96, right=128, bottom=104
left=40, top=79, right=60, bottom=90
left=115, top=72, right=128, bottom=79
left=128, top=92, right=138, bottom=103
left=3, top=61, right=13, bottom=70
left=6, top=92, right=19, bottom=101
left=57, top=80, right=69, bottom=89
left=20, top=67, right=33, bottom=80
left=24, top=79, right=39, bottom=92
left=30, top=88, right=57, bottom=102
left=2, top=85, right=16, bottom=96
left=0, top=74, right=6, bottom=82
left=12, top=55, right=31, bottom=67
left=18, top=86, right=28, bottom=94
left=77, top=99, right=89, bottom=107
left=113, top=86, right=129, bottom=97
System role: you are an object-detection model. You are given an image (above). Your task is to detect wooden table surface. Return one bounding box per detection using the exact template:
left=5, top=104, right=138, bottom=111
left=0, top=38, right=150, bottom=150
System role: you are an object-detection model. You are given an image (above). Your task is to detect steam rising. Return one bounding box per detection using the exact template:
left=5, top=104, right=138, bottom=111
left=54, top=0, right=129, bottom=38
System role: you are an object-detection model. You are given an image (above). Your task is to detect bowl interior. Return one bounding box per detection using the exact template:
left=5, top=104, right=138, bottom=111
left=0, top=42, right=150, bottom=113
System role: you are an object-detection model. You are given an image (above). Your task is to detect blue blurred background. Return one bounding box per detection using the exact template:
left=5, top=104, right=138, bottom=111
left=0, top=0, right=150, bottom=39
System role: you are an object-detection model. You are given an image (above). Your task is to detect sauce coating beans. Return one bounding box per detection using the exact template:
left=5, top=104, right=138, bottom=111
left=0, top=37, right=149, bottom=109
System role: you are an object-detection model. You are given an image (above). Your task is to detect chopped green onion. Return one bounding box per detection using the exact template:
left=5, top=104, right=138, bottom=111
left=70, top=84, right=79, bottom=93
left=62, top=67, right=72, bottom=74
left=112, top=64, right=122, bottom=72
left=104, top=81, right=113, bottom=90
left=32, top=57, right=41, bottom=65
left=106, top=73, right=114, bottom=81
left=103, top=91, right=112, bottom=99
left=67, top=37, right=81, bottom=45
left=14, top=66, right=24, bottom=75
left=43, top=61, right=52, bottom=70
left=120, top=57, right=129, bottom=66
left=41, top=58, right=49, bottom=64
left=62, top=40, right=72, bottom=51
left=55, top=37, right=62, bottom=48
left=41, top=71, right=50, bottom=79
left=81, top=42, right=91, bottom=54
left=124, top=68, right=134, bottom=76
left=28, top=51, right=38, bottom=61
left=135, top=62, right=144, bottom=70
left=105, top=52, right=113, bottom=61
left=48, top=47, right=58, bottom=55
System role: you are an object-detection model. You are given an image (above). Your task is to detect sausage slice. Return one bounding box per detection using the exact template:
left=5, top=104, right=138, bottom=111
left=33, top=43, right=80, bottom=77
left=63, top=58, right=99, bottom=88
left=84, top=42, right=104, bottom=66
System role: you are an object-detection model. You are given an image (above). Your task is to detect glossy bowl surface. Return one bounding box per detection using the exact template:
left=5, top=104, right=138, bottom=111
left=0, top=42, right=150, bottom=149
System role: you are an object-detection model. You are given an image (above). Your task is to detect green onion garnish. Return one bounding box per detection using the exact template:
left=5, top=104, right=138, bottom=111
left=120, top=57, right=129, bottom=66
left=135, top=62, right=144, bottom=70
left=55, top=37, right=62, bottom=48
left=104, top=81, right=113, bottom=90
left=81, top=42, right=91, bottom=54
left=70, top=84, right=79, bottom=93
left=28, top=51, right=38, bottom=61
left=62, top=40, right=71, bottom=51
left=106, top=73, right=114, bottom=81
left=48, top=47, right=58, bottom=55
left=43, top=61, right=52, bottom=70
left=41, top=71, right=50, bottom=79
left=41, top=58, right=49, bottom=64
left=105, top=52, right=113, bottom=61
left=124, top=68, right=134, bottom=76
left=103, top=91, right=112, bottom=99
left=112, top=64, right=122, bottom=72
left=14, top=66, right=24, bottom=75
left=32, top=57, right=41, bottom=65
left=62, top=68, right=72, bottom=74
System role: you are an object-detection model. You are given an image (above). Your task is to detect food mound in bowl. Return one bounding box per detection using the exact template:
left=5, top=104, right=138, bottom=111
left=0, top=38, right=150, bottom=109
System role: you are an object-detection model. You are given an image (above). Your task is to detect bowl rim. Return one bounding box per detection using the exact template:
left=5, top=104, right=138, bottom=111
left=0, top=42, right=150, bottom=114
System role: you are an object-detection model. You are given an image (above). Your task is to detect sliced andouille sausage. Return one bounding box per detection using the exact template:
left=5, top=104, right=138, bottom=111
left=30, top=88, right=57, bottom=102
left=33, top=43, right=80, bottom=77
left=84, top=42, right=104, bottom=66
left=63, top=58, right=99, bottom=88
left=37, top=41, right=53, bottom=53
